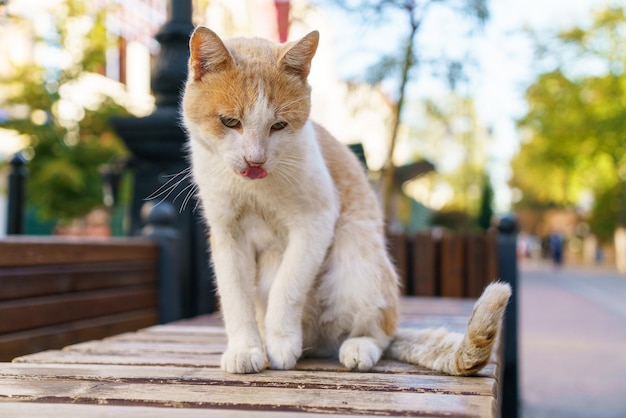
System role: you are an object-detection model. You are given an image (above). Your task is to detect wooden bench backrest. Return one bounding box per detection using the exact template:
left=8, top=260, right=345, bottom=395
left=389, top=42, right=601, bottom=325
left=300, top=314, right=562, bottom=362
left=0, top=237, right=160, bottom=361
left=388, top=231, right=498, bottom=298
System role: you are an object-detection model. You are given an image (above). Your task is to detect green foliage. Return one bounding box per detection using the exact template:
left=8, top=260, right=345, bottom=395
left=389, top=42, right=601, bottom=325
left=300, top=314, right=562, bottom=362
left=476, top=175, right=494, bottom=230
left=512, top=5, right=626, bottom=238
left=0, top=1, right=129, bottom=222
left=430, top=209, right=474, bottom=231
left=589, top=182, right=626, bottom=243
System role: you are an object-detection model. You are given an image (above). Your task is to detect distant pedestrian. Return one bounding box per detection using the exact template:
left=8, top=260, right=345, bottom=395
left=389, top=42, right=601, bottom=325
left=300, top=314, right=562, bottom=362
left=549, top=230, right=564, bottom=268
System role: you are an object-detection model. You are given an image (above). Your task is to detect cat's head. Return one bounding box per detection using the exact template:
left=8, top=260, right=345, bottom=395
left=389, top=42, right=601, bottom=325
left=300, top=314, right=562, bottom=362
left=182, top=27, right=319, bottom=180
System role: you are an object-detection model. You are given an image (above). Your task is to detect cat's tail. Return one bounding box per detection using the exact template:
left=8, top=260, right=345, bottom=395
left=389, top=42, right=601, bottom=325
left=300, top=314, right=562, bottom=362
left=385, top=281, right=512, bottom=376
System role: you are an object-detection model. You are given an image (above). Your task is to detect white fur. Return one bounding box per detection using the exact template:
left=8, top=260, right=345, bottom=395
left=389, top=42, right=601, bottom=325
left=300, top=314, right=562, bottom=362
left=184, top=27, right=511, bottom=376
left=189, top=113, right=340, bottom=372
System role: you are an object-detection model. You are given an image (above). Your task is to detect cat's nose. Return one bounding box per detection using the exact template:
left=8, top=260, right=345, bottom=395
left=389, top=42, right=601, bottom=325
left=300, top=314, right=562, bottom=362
left=245, top=158, right=265, bottom=167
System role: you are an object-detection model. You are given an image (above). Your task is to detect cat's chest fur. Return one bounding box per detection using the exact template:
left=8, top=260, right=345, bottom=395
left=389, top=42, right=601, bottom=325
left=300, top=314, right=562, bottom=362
left=236, top=199, right=289, bottom=255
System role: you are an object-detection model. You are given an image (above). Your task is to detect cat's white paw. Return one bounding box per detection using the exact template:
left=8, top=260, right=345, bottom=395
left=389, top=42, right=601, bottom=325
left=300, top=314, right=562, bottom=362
left=339, top=337, right=382, bottom=371
left=221, top=346, right=266, bottom=374
left=265, top=333, right=302, bottom=370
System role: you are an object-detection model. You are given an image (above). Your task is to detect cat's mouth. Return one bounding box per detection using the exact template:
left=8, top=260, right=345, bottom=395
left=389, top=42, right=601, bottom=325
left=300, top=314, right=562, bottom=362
left=239, top=166, right=268, bottom=180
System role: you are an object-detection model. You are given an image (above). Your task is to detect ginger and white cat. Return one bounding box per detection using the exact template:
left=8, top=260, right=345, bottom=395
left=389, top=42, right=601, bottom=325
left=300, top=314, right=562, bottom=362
left=182, top=26, right=511, bottom=375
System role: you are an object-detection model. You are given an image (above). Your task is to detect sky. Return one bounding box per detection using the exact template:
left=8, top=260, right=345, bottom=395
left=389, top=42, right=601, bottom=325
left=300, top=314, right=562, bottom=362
left=314, top=0, right=613, bottom=212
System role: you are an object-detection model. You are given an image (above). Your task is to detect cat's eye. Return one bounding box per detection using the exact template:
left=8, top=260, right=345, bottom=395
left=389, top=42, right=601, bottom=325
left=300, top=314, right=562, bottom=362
left=271, top=121, right=288, bottom=131
left=220, top=117, right=241, bottom=129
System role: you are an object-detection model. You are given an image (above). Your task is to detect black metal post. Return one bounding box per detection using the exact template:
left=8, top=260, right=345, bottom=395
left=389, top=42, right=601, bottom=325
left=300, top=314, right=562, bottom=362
left=142, top=201, right=182, bottom=323
left=7, top=152, right=26, bottom=235
left=497, top=216, right=520, bottom=418
left=111, top=0, right=217, bottom=319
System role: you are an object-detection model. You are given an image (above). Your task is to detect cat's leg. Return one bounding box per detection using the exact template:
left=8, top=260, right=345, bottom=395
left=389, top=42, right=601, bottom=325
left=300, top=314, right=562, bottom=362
left=336, top=298, right=396, bottom=371
left=264, top=220, right=334, bottom=370
left=210, top=229, right=265, bottom=374
left=320, top=223, right=400, bottom=372
left=385, top=281, right=511, bottom=376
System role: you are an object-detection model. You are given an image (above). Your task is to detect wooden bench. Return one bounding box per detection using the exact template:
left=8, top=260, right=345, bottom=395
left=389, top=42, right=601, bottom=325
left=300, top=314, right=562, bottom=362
left=388, top=231, right=499, bottom=298
left=0, top=296, right=504, bottom=417
left=0, top=237, right=160, bottom=361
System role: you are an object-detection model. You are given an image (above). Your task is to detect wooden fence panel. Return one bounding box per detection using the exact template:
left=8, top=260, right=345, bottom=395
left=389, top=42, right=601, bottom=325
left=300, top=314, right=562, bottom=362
left=412, top=232, right=436, bottom=296
left=465, top=234, right=485, bottom=298
left=439, top=235, right=465, bottom=297
left=387, top=233, right=409, bottom=294
left=0, top=237, right=160, bottom=361
left=387, top=231, right=499, bottom=298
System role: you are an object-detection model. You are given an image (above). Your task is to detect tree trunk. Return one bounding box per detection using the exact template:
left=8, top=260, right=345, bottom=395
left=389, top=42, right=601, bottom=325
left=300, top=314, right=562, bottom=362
left=381, top=15, right=419, bottom=229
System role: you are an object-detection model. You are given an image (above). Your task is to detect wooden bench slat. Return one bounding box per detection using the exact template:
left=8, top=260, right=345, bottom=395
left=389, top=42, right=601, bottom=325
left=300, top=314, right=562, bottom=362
left=0, top=363, right=497, bottom=396
left=0, top=403, right=347, bottom=418
left=0, top=237, right=158, bottom=267
left=64, top=340, right=227, bottom=354
left=0, top=261, right=157, bottom=301
left=11, top=348, right=498, bottom=379
left=0, top=378, right=496, bottom=417
left=0, top=310, right=157, bottom=361
left=2, top=296, right=504, bottom=417
left=0, top=287, right=157, bottom=334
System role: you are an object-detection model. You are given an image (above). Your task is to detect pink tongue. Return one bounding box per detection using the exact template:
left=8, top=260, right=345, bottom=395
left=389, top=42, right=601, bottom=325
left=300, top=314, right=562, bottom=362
left=241, top=166, right=268, bottom=179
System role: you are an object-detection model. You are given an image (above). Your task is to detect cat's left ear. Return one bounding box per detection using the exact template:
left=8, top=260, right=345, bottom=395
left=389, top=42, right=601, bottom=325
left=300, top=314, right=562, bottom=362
left=279, top=31, right=319, bottom=80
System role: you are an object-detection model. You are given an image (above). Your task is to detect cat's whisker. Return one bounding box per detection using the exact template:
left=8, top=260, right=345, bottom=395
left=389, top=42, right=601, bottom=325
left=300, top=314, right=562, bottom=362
left=146, top=172, right=194, bottom=211
left=274, top=168, right=298, bottom=189
left=181, top=184, right=199, bottom=212
left=173, top=182, right=196, bottom=207
left=145, top=168, right=192, bottom=200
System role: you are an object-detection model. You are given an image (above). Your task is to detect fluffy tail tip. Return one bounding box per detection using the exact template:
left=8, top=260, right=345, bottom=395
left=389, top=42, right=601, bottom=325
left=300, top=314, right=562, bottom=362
left=481, top=281, right=512, bottom=303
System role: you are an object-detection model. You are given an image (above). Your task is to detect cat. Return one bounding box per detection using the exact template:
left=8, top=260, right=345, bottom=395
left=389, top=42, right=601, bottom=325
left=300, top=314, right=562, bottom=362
left=181, top=26, right=512, bottom=375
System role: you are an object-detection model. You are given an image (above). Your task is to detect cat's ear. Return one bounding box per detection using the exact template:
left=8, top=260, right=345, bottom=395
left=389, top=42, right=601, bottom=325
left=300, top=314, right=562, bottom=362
left=279, top=31, right=319, bottom=80
left=189, top=26, right=234, bottom=80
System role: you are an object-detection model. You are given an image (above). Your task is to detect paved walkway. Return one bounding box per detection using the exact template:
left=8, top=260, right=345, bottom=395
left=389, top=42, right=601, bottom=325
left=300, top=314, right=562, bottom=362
left=520, top=261, right=626, bottom=418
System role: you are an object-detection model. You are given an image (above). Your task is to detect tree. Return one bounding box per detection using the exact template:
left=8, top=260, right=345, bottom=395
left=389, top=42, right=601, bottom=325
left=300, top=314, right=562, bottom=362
left=325, top=0, right=489, bottom=224
left=512, top=6, right=626, bottom=240
left=476, top=175, right=494, bottom=230
left=0, top=0, right=130, bottom=223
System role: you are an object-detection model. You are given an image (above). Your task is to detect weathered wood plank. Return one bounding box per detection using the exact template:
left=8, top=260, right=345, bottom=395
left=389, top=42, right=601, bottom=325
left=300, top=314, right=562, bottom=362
left=0, top=363, right=497, bottom=396
left=11, top=348, right=224, bottom=367
left=11, top=349, right=498, bottom=379
left=0, top=379, right=496, bottom=417
left=0, top=310, right=157, bottom=362
left=104, top=330, right=227, bottom=344
left=0, top=403, right=352, bottom=418
left=64, top=340, right=227, bottom=354
left=0, top=287, right=157, bottom=333
left=0, top=237, right=158, bottom=267
left=1, top=296, right=503, bottom=417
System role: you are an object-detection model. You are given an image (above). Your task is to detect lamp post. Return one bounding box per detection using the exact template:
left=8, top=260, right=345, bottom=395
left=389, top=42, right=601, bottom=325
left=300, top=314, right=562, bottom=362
left=111, top=0, right=216, bottom=319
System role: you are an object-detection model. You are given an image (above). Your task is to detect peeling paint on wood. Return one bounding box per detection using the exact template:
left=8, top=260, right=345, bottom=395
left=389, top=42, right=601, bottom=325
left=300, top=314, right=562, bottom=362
left=0, top=297, right=503, bottom=417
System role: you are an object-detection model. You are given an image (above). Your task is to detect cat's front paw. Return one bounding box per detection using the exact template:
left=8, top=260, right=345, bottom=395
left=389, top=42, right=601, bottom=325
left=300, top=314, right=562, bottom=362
left=265, top=333, right=302, bottom=370
left=339, top=337, right=383, bottom=371
left=221, top=346, right=266, bottom=374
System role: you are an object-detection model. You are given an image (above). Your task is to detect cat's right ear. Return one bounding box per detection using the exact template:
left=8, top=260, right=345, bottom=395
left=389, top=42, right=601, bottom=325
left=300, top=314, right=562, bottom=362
left=189, top=27, right=234, bottom=80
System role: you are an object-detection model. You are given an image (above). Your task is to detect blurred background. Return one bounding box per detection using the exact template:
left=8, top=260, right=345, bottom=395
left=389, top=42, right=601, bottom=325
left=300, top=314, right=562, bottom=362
left=0, top=1, right=625, bottom=416
left=1, top=0, right=625, bottom=272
